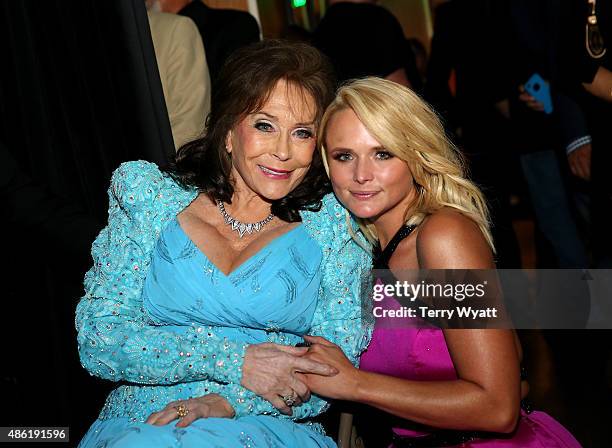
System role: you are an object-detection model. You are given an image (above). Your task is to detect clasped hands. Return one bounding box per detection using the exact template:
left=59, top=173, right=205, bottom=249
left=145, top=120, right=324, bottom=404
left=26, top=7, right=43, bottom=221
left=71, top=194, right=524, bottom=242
left=146, top=336, right=355, bottom=427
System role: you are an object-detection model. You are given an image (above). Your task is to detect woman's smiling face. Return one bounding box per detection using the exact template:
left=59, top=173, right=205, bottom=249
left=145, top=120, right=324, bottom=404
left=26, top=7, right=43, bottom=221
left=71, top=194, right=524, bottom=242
left=226, top=79, right=317, bottom=201
left=324, top=108, right=416, bottom=222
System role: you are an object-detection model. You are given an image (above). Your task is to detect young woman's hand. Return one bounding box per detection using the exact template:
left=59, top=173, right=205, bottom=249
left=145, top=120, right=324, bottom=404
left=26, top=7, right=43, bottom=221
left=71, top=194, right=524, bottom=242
left=298, top=335, right=360, bottom=401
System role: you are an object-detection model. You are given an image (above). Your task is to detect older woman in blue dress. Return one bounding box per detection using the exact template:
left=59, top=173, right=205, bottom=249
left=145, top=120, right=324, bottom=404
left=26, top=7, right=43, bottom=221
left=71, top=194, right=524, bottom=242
left=76, top=40, right=371, bottom=447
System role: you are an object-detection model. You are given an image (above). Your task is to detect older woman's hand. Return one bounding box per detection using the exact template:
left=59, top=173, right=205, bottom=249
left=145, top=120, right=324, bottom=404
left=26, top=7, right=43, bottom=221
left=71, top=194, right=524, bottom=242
left=242, top=342, right=339, bottom=415
left=146, top=394, right=235, bottom=427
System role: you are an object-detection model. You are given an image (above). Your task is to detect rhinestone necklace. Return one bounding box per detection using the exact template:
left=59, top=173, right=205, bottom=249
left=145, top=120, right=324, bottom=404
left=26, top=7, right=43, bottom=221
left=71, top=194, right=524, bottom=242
left=217, top=200, right=274, bottom=238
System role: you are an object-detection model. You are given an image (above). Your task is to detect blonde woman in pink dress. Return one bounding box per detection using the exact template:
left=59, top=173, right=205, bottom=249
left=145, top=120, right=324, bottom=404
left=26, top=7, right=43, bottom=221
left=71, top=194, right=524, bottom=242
left=299, top=77, right=582, bottom=447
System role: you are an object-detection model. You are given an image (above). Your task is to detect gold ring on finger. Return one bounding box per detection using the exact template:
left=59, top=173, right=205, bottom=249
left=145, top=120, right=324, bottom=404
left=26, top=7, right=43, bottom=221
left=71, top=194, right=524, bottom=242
left=175, top=403, right=189, bottom=418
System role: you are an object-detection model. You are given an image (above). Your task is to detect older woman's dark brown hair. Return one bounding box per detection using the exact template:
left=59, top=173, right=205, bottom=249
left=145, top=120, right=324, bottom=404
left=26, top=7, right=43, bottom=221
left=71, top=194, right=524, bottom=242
left=171, top=39, right=336, bottom=222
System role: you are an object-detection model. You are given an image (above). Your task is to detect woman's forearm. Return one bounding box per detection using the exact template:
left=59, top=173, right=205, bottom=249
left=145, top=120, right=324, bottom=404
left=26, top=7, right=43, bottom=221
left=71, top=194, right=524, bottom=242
left=583, top=66, right=612, bottom=102
left=76, top=162, right=248, bottom=386
left=76, top=294, right=249, bottom=386
left=352, top=370, right=519, bottom=433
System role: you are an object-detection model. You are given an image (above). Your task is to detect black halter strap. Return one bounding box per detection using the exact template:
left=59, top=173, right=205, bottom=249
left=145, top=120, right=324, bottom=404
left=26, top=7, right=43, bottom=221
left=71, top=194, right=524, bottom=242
left=373, top=224, right=417, bottom=269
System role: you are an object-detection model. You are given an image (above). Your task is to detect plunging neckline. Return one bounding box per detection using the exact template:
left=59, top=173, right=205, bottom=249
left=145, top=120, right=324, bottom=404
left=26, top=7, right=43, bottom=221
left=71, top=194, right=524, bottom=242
left=174, top=217, right=304, bottom=277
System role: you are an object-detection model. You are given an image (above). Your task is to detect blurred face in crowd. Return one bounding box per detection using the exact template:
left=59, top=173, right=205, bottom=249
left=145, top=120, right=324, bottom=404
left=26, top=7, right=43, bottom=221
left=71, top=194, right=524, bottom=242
left=325, top=108, right=416, bottom=222
left=225, top=79, right=317, bottom=201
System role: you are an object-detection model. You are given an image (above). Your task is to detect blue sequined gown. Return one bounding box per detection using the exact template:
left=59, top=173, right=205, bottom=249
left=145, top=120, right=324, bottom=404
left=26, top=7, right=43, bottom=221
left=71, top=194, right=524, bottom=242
left=76, top=161, right=372, bottom=447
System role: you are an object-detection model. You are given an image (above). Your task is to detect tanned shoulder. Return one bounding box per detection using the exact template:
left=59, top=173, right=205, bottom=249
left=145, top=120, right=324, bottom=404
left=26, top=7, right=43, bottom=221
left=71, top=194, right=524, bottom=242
left=416, top=208, right=494, bottom=269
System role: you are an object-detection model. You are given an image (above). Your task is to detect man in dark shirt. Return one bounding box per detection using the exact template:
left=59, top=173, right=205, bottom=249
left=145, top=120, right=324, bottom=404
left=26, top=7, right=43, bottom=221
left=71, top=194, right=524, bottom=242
left=425, top=0, right=522, bottom=269
left=156, top=0, right=259, bottom=82
left=312, top=0, right=420, bottom=91
left=179, top=1, right=259, bottom=81
left=555, top=0, right=611, bottom=266
left=500, top=0, right=590, bottom=269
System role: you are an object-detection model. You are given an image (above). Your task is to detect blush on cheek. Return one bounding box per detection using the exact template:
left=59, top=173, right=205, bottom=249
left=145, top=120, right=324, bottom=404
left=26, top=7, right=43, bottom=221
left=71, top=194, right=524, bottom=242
left=297, top=146, right=316, bottom=168
left=234, top=126, right=254, bottom=148
left=329, top=171, right=353, bottom=192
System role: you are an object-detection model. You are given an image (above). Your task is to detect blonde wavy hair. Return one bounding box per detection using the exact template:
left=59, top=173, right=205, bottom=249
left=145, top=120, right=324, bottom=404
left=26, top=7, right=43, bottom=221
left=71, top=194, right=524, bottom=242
left=318, top=77, right=494, bottom=251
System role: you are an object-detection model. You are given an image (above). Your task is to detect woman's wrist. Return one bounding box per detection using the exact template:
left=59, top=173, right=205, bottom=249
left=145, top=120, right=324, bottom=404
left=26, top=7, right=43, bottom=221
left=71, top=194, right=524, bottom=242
left=218, top=395, right=237, bottom=418
left=346, top=368, right=368, bottom=402
left=223, top=386, right=259, bottom=417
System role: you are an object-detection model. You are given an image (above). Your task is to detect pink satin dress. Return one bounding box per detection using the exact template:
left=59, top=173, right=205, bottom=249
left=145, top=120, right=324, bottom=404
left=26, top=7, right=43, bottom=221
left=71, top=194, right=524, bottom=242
left=359, top=225, right=582, bottom=447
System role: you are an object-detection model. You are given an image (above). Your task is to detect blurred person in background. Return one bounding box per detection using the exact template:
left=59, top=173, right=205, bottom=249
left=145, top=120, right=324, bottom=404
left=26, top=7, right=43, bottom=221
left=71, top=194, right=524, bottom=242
left=408, top=37, right=428, bottom=88
left=560, top=0, right=612, bottom=268
left=313, top=0, right=421, bottom=92
left=150, top=0, right=260, bottom=82
left=146, top=2, right=211, bottom=149
left=425, top=0, right=521, bottom=268
left=494, top=0, right=589, bottom=270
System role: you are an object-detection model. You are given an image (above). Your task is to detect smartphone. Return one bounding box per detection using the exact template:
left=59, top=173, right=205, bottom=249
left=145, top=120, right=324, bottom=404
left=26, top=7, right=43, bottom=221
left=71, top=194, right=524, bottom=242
left=524, top=73, right=553, bottom=114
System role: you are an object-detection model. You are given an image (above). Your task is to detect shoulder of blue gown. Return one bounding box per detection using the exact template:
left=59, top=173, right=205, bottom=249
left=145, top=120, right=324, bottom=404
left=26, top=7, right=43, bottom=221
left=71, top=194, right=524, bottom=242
left=300, top=193, right=370, bottom=251
left=109, top=160, right=198, bottom=222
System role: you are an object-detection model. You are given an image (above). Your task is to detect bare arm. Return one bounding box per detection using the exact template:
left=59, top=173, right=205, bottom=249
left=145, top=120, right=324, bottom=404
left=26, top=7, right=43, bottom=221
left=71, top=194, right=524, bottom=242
left=583, top=66, right=612, bottom=102
left=303, top=211, right=521, bottom=433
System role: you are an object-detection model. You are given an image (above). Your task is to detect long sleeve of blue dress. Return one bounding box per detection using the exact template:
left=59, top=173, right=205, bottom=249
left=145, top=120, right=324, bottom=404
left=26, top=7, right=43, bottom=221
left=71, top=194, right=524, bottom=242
left=76, top=162, right=251, bottom=386
left=76, top=161, right=372, bottom=421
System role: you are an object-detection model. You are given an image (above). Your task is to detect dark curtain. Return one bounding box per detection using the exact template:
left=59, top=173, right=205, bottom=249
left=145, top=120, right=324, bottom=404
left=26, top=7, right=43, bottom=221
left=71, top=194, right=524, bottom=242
left=0, top=0, right=172, bottom=215
left=0, top=0, right=173, bottom=442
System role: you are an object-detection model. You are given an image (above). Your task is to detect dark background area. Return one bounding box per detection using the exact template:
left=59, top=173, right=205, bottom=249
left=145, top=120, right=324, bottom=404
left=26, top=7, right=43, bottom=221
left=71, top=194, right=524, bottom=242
left=0, top=0, right=171, bottom=442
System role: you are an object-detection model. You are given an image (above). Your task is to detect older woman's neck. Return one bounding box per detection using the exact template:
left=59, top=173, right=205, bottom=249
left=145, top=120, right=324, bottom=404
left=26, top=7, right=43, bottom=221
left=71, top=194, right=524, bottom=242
left=227, top=188, right=273, bottom=222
